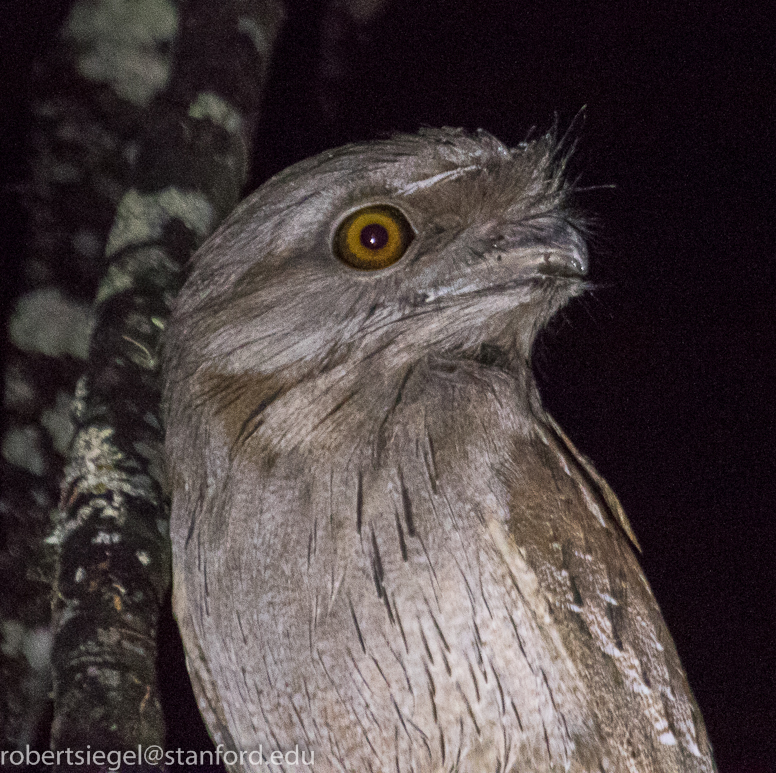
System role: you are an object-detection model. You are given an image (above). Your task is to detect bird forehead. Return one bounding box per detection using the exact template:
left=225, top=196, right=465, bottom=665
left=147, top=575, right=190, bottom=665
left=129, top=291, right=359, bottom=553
left=394, top=164, right=481, bottom=195
left=295, top=129, right=551, bottom=197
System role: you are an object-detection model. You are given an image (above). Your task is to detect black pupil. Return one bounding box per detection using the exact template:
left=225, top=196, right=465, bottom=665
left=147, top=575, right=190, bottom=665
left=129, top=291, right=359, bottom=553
left=360, top=223, right=389, bottom=250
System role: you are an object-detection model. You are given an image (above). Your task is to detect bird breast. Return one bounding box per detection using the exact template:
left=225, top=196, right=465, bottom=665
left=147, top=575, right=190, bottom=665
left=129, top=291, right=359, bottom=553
left=185, top=357, right=711, bottom=773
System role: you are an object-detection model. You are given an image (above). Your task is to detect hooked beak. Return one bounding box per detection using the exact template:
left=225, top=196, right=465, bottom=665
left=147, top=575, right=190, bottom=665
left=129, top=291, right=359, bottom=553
left=527, top=246, right=588, bottom=279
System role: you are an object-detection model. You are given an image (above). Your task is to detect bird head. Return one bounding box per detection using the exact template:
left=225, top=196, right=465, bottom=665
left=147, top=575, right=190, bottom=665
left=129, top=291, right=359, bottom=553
left=167, top=128, right=587, bottom=393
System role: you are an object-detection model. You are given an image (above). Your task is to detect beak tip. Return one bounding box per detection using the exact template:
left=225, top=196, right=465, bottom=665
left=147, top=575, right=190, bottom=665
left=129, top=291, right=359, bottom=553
left=537, top=248, right=588, bottom=279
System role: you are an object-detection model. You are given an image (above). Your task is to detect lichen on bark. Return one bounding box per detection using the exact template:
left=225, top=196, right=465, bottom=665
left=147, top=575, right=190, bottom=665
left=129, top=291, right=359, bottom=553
left=3, top=0, right=285, bottom=761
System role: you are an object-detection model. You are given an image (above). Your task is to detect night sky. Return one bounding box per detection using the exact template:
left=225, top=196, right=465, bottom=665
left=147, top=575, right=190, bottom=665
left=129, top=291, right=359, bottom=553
left=3, top=1, right=774, bottom=771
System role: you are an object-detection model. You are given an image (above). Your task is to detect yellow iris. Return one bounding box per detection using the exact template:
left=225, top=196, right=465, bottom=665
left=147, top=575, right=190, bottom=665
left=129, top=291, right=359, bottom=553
left=334, top=205, right=414, bottom=270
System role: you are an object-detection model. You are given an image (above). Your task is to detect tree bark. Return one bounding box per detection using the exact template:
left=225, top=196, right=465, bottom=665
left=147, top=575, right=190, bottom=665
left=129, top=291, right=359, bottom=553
left=2, top=0, right=284, bottom=763
left=51, top=0, right=285, bottom=762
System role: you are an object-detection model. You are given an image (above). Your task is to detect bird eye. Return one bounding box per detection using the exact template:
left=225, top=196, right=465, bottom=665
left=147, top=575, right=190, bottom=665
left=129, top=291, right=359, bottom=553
left=334, top=205, right=414, bottom=270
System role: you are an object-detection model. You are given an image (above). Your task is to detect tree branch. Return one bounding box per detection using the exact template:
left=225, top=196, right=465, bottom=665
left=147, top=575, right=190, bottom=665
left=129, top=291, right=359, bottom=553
left=42, top=0, right=284, bottom=763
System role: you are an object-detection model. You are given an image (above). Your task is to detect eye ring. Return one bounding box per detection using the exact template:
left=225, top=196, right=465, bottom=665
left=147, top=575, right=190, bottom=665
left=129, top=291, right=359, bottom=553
left=334, top=205, right=414, bottom=270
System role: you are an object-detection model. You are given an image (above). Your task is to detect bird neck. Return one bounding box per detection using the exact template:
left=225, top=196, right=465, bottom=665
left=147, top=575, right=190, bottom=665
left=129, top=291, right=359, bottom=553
left=242, top=350, right=543, bottom=465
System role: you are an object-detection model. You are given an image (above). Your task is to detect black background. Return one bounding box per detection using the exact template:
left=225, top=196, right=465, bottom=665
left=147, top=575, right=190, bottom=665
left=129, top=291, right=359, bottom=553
left=3, top=1, right=774, bottom=771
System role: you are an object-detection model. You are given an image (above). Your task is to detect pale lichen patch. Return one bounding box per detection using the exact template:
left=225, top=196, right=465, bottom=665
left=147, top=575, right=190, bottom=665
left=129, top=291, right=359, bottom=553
left=23, top=627, right=53, bottom=673
left=58, top=425, right=160, bottom=538
left=4, top=363, right=37, bottom=411
left=104, top=188, right=216, bottom=260
left=92, top=531, right=122, bottom=545
left=91, top=666, right=121, bottom=688
left=9, top=289, right=95, bottom=360
left=41, top=391, right=76, bottom=456
left=65, top=0, right=178, bottom=106
left=120, top=640, right=149, bottom=658
left=2, top=426, right=45, bottom=476
left=66, top=425, right=123, bottom=484
left=189, top=92, right=243, bottom=135
left=238, top=16, right=271, bottom=59
left=58, top=606, right=78, bottom=627
left=136, top=550, right=151, bottom=566
left=0, top=622, right=52, bottom=673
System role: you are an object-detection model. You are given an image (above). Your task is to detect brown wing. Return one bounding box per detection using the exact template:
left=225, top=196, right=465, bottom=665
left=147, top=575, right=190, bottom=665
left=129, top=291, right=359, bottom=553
left=544, top=412, right=642, bottom=552
left=503, top=412, right=716, bottom=770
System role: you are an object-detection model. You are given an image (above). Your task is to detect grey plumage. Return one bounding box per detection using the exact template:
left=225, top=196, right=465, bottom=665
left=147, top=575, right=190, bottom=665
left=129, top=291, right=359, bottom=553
left=163, top=128, right=716, bottom=772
